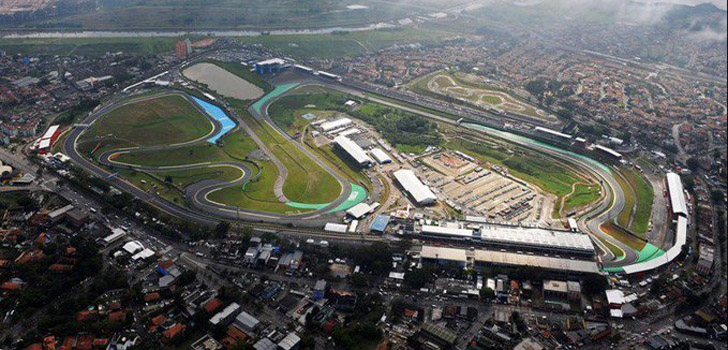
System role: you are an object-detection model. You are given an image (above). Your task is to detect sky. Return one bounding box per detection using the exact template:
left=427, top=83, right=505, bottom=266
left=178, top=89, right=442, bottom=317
left=635, top=0, right=727, bottom=10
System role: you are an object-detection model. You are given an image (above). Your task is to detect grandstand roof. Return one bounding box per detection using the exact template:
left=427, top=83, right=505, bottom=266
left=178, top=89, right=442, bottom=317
left=420, top=246, right=467, bottom=263
left=535, top=126, right=571, bottom=139
left=421, top=224, right=473, bottom=237
left=421, top=222, right=595, bottom=252
left=480, top=224, right=594, bottom=252
left=41, top=125, right=59, bottom=140
left=256, top=58, right=285, bottom=66
left=666, top=172, right=688, bottom=217
left=473, top=250, right=600, bottom=274
left=393, top=169, right=437, bottom=205
left=333, top=135, right=372, bottom=166
left=594, top=144, right=622, bottom=158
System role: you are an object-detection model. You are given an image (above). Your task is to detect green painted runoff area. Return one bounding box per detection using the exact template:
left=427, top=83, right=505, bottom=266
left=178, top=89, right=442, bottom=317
left=329, top=184, right=368, bottom=213
left=252, top=83, right=299, bottom=114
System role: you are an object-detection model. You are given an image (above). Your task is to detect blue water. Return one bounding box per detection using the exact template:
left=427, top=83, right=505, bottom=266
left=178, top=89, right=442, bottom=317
left=191, top=96, right=236, bottom=144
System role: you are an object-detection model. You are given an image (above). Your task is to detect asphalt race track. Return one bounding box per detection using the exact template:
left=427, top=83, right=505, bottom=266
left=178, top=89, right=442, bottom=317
left=64, top=69, right=641, bottom=268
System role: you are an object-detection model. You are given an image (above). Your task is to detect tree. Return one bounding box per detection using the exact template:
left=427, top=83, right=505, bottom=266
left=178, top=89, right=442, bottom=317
left=686, top=157, right=700, bottom=172
left=710, top=190, right=724, bottom=204
left=213, top=221, right=230, bottom=238
left=404, top=267, right=433, bottom=289
left=582, top=274, right=608, bottom=295
left=480, top=287, right=495, bottom=300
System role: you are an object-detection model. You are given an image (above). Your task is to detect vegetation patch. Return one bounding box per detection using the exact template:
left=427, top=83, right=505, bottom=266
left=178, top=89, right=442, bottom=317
left=81, top=94, right=212, bottom=147
left=563, top=183, right=601, bottom=213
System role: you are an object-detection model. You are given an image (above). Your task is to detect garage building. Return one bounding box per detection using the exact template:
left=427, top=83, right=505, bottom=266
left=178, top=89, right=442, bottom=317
left=333, top=136, right=373, bottom=167
left=393, top=169, right=437, bottom=205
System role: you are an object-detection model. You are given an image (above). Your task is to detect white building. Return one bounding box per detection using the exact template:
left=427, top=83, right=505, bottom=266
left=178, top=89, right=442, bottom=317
left=333, top=135, right=373, bottom=167
left=666, top=172, right=688, bottom=218
left=346, top=203, right=372, bottom=219
left=324, top=223, right=348, bottom=233
left=319, top=118, right=353, bottom=133
left=393, top=169, right=437, bottom=205
left=122, top=241, right=144, bottom=255
left=369, top=148, right=392, bottom=164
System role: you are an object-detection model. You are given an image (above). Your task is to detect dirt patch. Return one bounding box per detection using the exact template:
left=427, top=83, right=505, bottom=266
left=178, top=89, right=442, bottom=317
left=183, top=62, right=264, bottom=100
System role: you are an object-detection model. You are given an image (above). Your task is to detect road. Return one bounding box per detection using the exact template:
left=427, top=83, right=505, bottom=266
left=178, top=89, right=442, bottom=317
left=56, top=66, right=643, bottom=267
left=62, top=83, right=357, bottom=226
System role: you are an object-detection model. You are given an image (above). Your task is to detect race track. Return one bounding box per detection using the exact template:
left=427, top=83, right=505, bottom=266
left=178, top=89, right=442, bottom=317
left=64, top=71, right=643, bottom=268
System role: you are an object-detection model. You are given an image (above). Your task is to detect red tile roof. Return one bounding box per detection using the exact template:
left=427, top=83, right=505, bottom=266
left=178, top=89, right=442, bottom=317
left=204, top=298, right=224, bottom=314
left=76, top=310, right=99, bottom=322
left=108, top=310, right=126, bottom=323
left=144, top=292, right=161, bottom=302
left=163, top=324, right=186, bottom=342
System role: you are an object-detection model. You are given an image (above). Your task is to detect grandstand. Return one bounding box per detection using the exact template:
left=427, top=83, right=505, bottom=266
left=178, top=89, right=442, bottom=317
left=666, top=172, right=688, bottom=217
left=607, top=173, right=689, bottom=274
left=418, top=222, right=595, bottom=258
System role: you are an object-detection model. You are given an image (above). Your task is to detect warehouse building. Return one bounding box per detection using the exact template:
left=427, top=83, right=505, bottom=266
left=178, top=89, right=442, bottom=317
left=346, top=203, right=373, bottom=219
left=393, top=169, right=437, bottom=205
left=324, top=223, right=348, bottom=233
left=319, top=118, right=353, bottom=133
left=369, top=148, right=392, bottom=164
left=333, top=136, right=373, bottom=167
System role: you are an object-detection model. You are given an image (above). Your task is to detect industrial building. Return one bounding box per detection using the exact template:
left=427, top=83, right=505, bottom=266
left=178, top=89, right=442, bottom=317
left=210, top=303, right=241, bottom=327
left=333, top=135, right=373, bottom=167
left=393, top=169, right=437, bottom=205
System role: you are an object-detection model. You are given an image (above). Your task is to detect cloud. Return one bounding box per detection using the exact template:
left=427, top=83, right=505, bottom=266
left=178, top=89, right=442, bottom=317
left=686, top=18, right=728, bottom=41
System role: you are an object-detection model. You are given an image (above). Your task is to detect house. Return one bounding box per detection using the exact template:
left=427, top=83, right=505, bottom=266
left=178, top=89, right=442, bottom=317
left=162, top=324, right=186, bottom=344
left=204, top=298, right=224, bottom=314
